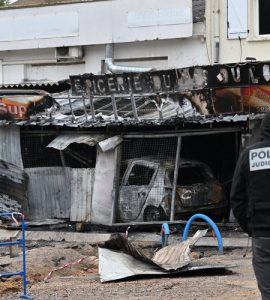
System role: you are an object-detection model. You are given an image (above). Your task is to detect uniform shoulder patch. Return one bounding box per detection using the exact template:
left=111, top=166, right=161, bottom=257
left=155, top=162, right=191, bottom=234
left=249, top=147, right=270, bottom=171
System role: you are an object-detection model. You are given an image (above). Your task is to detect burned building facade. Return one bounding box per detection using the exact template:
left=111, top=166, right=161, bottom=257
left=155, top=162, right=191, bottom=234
left=0, top=61, right=268, bottom=226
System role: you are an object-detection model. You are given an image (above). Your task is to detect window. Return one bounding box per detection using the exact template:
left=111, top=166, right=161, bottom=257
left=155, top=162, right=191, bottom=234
left=258, top=0, right=270, bottom=35
left=127, top=164, right=155, bottom=186
left=249, top=0, right=270, bottom=39
left=227, top=0, right=248, bottom=39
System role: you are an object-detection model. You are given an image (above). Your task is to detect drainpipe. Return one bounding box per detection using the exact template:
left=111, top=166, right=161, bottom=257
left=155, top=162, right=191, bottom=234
left=213, top=0, right=220, bottom=63
left=105, top=44, right=153, bottom=74
left=0, top=60, right=2, bottom=84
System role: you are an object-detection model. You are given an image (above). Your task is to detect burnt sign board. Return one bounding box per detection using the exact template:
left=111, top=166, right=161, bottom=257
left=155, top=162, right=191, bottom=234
left=70, top=68, right=208, bottom=96
left=70, top=61, right=270, bottom=96
left=0, top=94, right=55, bottom=120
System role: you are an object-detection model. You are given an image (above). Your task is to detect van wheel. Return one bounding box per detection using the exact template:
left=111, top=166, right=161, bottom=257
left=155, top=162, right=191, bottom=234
left=143, top=206, right=166, bottom=222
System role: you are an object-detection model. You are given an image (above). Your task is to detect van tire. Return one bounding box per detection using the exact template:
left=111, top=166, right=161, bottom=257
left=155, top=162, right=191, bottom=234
left=143, top=206, right=166, bottom=222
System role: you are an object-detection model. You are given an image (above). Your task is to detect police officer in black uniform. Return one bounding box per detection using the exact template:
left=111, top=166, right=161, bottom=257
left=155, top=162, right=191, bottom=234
left=231, top=112, right=270, bottom=300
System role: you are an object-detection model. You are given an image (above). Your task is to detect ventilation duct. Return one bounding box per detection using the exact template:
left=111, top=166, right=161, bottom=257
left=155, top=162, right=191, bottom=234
left=105, top=44, right=153, bottom=74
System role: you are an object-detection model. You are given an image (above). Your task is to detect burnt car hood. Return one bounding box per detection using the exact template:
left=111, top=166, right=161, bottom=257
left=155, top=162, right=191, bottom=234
left=176, top=181, right=224, bottom=209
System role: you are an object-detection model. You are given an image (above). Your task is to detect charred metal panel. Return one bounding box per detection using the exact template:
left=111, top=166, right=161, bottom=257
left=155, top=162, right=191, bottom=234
left=72, top=62, right=270, bottom=95
left=70, top=168, right=94, bottom=222
left=0, top=160, right=28, bottom=212
left=26, top=167, right=71, bottom=220
left=98, top=230, right=231, bottom=282
left=99, top=247, right=228, bottom=282
left=70, top=69, right=207, bottom=96
left=91, top=147, right=120, bottom=225
left=0, top=126, right=23, bottom=168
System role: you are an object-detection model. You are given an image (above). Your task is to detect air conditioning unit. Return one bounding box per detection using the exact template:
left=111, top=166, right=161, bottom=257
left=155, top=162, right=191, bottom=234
left=55, top=46, right=84, bottom=60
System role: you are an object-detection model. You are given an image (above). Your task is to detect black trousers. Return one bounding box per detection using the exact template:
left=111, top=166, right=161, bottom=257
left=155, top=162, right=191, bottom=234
left=253, top=237, right=270, bottom=300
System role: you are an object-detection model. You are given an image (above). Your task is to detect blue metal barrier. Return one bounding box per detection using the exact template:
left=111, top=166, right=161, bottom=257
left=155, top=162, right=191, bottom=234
left=183, top=213, right=223, bottom=254
left=0, top=212, right=33, bottom=299
left=160, top=223, right=170, bottom=247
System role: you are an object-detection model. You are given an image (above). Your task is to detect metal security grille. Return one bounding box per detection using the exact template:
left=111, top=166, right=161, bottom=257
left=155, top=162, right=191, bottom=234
left=116, top=137, right=178, bottom=223
left=21, top=133, right=96, bottom=168
left=21, top=134, right=62, bottom=168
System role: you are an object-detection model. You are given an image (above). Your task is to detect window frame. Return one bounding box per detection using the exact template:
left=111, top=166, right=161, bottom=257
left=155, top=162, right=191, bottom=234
left=248, top=0, right=270, bottom=41
left=121, top=160, right=158, bottom=187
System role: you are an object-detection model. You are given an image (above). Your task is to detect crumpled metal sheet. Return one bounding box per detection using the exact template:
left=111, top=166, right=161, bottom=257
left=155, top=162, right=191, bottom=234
left=102, top=231, right=207, bottom=271
left=152, top=229, right=207, bottom=270
left=99, top=247, right=230, bottom=282
left=99, top=247, right=164, bottom=282
left=99, top=231, right=231, bottom=282
left=46, top=133, right=108, bottom=150
left=101, top=233, right=155, bottom=266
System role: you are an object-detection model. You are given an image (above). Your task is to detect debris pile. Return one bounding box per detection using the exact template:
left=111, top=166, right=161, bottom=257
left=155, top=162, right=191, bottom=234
left=99, top=231, right=231, bottom=282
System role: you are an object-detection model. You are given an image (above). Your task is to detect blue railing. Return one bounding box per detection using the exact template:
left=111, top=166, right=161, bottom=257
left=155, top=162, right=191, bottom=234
left=0, top=212, right=32, bottom=299
left=183, top=213, right=223, bottom=254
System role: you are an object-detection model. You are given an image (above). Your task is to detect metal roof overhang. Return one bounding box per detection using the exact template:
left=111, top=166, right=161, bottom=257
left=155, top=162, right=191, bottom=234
left=0, top=80, right=70, bottom=94
left=47, top=133, right=123, bottom=151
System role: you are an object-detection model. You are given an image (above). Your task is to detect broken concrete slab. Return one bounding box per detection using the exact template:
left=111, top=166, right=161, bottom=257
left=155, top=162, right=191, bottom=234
left=1, top=230, right=111, bottom=244
left=128, top=232, right=251, bottom=248
left=0, top=229, right=20, bottom=241
left=27, top=219, right=67, bottom=226
left=25, top=231, right=111, bottom=244
left=195, top=237, right=251, bottom=248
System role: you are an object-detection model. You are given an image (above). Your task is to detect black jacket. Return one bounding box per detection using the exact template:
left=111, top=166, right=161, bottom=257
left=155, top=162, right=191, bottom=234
left=230, top=114, right=270, bottom=237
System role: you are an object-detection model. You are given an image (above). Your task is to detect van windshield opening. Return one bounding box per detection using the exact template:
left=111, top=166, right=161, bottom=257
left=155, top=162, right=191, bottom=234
left=170, top=166, right=213, bottom=185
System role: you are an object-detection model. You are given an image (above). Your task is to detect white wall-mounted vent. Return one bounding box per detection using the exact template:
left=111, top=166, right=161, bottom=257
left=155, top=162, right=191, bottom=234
left=55, top=46, right=84, bottom=60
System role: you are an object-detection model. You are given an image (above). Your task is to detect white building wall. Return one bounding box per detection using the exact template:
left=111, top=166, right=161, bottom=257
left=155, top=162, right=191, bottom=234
left=0, top=37, right=208, bottom=84
left=25, top=63, right=85, bottom=82
left=206, top=0, right=270, bottom=64
left=0, top=0, right=209, bottom=84
left=85, top=38, right=209, bottom=74
left=0, top=0, right=193, bottom=51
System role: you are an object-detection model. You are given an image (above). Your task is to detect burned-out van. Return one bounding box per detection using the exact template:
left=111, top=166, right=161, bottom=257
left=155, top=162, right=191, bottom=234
left=118, top=157, right=227, bottom=222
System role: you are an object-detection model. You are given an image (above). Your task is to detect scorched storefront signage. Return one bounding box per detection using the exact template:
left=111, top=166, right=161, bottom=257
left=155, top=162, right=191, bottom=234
left=0, top=95, right=55, bottom=120
left=71, top=61, right=270, bottom=96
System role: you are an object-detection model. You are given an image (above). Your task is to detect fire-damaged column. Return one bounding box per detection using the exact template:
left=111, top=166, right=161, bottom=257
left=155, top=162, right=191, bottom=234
left=170, top=136, right=182, bottom=221
left=91, top=141, right=121, bottom=225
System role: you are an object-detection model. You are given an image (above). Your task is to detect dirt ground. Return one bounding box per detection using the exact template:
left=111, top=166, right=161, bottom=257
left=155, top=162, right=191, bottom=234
left=0, top=238, right=261, bottom=300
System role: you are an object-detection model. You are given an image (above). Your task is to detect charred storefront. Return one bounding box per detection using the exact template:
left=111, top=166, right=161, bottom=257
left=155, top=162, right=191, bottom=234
left=0, top=61, right=269, bottom=226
